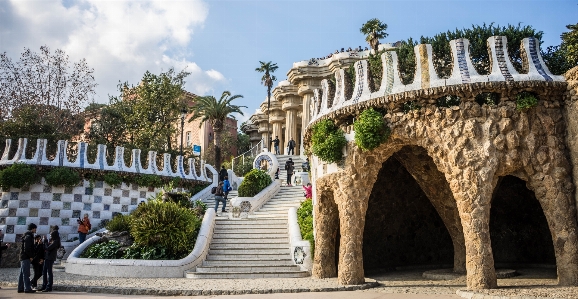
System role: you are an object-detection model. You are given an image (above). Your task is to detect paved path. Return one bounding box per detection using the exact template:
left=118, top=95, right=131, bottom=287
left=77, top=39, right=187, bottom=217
left=0, top=288, right=459, bottom=299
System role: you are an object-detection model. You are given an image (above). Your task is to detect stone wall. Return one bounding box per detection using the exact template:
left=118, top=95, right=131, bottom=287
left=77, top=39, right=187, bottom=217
left=363, top=157, right=454, bottom=271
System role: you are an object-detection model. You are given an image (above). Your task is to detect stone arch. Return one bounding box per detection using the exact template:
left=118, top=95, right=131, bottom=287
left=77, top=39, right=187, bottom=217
left=312, top=176, right=339, bottom=279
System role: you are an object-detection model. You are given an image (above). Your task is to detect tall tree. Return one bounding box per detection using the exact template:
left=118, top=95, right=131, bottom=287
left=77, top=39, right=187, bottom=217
left=188, top=91, right=246, bottom=170
left=0, top=45, right=96, bottom=121
left=562, top=23, right=578, bottom=66
left=255, top=61, right=278, bottom=148
left=360, top=18, right=388, bottom=53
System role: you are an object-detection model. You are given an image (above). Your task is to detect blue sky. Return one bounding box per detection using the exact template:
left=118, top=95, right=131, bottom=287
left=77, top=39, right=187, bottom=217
left=1, top=0, right=576, bottom=125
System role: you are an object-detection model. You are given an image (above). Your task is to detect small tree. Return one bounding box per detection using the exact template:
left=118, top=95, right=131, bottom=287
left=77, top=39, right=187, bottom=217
left=360, top=18, right=388, bottom=53
left=255, top=61, right=278, bottom=146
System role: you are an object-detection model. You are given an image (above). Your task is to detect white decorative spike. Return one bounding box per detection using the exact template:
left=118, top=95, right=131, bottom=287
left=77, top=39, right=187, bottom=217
left=372, top=51, right=405, bottom=98
left=0, top=139, right=12, bottom=164
left=349, top=60, right=372, bottom=104
left=205, top=164, right=218, bottom=183
left=312, top=89, right=321, bottom=118
left=521, top=37, right=565, bottom=82
left=332, top=69, right=347, bottom=109
left=487, top=36, right=521, bottom=82
left=318, top=79, right=333, bottom=116
left=447, top=39, right=487, bottom=86
left=127, top=148, right=141, bottom=173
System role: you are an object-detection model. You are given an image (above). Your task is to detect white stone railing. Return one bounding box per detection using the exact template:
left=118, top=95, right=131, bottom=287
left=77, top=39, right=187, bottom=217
left=288, top=207, right=312, bottom=271
left=65, top=209, right=216, bottom=278
left=307, top=37, right=564, bottom=128
left=0, top=138, right=216, bottom=182
left=228, top=180, right=281, bottom=218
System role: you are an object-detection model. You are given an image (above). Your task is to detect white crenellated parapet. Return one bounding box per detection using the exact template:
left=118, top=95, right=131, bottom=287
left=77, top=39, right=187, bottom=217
left=308, top=36, right=566, bottom=127
left=0, top=138, right=213, bottom=183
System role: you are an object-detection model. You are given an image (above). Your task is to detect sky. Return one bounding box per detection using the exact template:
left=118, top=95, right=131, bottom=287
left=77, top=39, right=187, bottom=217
left=0, top=0, right=576, bottom=125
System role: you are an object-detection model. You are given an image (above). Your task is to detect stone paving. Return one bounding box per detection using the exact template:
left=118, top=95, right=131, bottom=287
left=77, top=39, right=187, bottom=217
left=0, top=267, right=576, bottom=298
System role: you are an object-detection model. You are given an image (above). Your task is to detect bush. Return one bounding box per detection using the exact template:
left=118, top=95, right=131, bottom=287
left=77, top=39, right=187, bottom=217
left=103, top=172, right=123, bottom=187
left=44, top=167, right=81, bottom=187
left=106, top=214, right=132, bottom=232
left=130, top=200, right=202, bottom=257
left=0, top=163, right=37, bottom=189
left=310, top=119, right=347, bottom=164
left=80, top=240, right=122, bottom=259
left=122, top=243, right=175, bottom=260
left=191, top=199, right=207, bottom=217
left=297, top=199, right=314, bottom=256
left=238, top=169, right=272, bottom=197
left=134, top=174, right=163, bottom=188
left=354, top=108, right=390, bottom=151
left=516, top=91, right=538, bottom=110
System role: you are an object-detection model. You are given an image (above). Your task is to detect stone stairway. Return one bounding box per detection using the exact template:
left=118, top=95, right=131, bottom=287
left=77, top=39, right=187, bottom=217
left=186, top=179, right=308, bottom=278
left=276, top=155, right=306, bottom=185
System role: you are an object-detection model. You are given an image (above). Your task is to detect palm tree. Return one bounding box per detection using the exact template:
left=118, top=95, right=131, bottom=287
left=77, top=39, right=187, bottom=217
left=360, top=18, right=388, bottom=53
left=255, top=61, right=278, bottom=148
left=188, top=91, right=246, bottom=170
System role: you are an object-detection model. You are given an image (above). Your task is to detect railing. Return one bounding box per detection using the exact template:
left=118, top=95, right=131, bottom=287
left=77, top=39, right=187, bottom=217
left=231, top=139, right=263, bottom=176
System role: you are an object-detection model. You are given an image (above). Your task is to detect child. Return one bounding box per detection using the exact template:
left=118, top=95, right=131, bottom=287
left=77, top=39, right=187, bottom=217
left=302, top=183, right=312, bottom=199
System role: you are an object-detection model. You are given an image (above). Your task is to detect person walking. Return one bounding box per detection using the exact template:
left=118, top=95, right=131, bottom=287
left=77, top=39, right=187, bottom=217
left=222, top=176, right=232, bottom=200
left=39, top=226, right=61, bottom=292
left=273, top=136, right=280, bottom=155
left=18, top=223, right=37, bottom=293
left=219, top=166, right=228, bottom=182
left=285, top=158, right=295, bottom=186
left=287, top=137, right=296, bottom=155
left=0, top=229, right=11, bottom=290
left=77, top=213, right=91, bottom=244
left=30, top=235, right=44, bottom=289
left=214, top=181, right=227, bottom=214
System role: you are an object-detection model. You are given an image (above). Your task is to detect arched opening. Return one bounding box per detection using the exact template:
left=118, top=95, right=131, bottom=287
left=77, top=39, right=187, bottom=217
left=363, top=154, right=454, bottom=273
left=490, top=175, right=556, bottom=266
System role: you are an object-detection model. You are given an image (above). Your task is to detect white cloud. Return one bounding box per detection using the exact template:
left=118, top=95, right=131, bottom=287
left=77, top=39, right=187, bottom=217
left=1, top=0, right=224, bottom=103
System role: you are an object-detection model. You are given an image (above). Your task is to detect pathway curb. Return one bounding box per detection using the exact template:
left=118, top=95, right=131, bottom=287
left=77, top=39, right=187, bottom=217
left=456, top=290, right=566, bottom=299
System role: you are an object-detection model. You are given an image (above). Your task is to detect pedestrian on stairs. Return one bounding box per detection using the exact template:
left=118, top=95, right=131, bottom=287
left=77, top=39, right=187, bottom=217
left=222, top=176, right=232, bottom=200
left=214, top=182, right=227, bottom=214
left=273, top=136, right=280, bottom=155
left=303, top=183, right=312, bottom=200
left=285, top=158, right=294, bottom=186
left=219, top=166, right=228, bottom=182
left=287, top=137, right=296, bottom=155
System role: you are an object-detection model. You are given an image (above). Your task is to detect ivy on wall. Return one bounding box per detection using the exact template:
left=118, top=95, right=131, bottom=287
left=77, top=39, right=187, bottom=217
left=516, top=91, right=539, bottom=111
left=310, top=119, right=347, bottom=164
left=353, top=108, right=390, bottom=151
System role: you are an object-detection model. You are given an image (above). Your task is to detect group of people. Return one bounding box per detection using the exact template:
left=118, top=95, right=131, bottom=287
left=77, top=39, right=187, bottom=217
left=16, top=223, right=61, bottom=293
left=214, top=166, right=233, bottom=214
left=272, top=136, right=296, bottom=155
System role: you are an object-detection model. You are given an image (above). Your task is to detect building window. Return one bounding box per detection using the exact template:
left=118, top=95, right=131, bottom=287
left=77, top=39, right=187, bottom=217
left=186, top=131, right=191, bottom=147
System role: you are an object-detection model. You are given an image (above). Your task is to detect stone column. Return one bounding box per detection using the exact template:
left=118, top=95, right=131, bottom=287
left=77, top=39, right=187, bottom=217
left=564, top=67, right=578, bottom=221
left=285, top=109, right=298, bottom=154
left=448, top=167, right=498, bottom=289
left=271, top=121, right=284, bottom=153
left=312, top=177, right=339, bottom=278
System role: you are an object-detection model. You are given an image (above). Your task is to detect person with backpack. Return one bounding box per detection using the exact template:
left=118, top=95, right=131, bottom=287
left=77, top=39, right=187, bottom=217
left=18, top=223, right=37, bottom=293
left=285, top=158, right=295, bottom=186
left=214, top=181, right=226, bottom=214
left=222, top=176, right=232, bottom=200
left=39, top=226, right=61, bottom=292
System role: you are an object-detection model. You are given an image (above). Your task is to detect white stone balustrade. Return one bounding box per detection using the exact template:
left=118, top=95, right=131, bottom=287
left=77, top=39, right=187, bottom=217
left=288, top=207, right=312, bottom=271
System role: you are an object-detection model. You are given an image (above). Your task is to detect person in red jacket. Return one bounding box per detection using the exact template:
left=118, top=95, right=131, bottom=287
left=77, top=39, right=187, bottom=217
left=302, top=183, right=312, bottom=199
left=77, top=214, right=91, bottom=244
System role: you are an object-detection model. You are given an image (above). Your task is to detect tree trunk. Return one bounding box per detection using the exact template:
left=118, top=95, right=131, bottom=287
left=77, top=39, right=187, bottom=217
left=214, top=128, right=222, bottom=171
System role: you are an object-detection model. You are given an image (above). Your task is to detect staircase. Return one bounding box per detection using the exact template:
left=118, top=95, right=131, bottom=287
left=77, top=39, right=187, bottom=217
left=186, top=157, right=308, bottom=279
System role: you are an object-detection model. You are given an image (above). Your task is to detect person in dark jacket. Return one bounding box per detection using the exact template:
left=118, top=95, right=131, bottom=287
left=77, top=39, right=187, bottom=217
left=30, top=235, right=44, bottom=289
left=219, top=166, right=228, bottom=182
left=0, top=228, right=11, bottom=290
left=285, top=158, right=295, bottom=186
left=18, top=223, right=37, bottom=293
left=39, top=226, right=61, bottom=292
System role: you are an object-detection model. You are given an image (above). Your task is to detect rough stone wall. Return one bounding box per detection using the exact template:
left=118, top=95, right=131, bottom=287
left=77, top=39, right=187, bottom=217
left=490, top=175, right=555, bottom=264
left=312, top=82, right=578, bottom=289
left=564, top=66, right=578, bottom=221
left=363, top=157, right=454, bottom=271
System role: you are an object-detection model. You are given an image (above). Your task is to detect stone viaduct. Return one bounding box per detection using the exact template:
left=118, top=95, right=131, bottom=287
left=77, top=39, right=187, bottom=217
left=300, top=37, right=578, bottom=290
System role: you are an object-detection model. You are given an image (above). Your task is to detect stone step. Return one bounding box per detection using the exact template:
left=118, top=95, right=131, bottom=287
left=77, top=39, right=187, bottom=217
left=202, top=259, right=293, bottom=266
left=186, top=271, right=309, bottom=279
left=205, top=253, right=291, bottom=260
left=210, top=242, right=289, bottom=249
left=248, top=214, right=288, bottom=219
left=195, top=265, right=301, bottom=273
left=216, top=219, right=287, bottom=224
left=208, top=248, right=289, bottom=255
left=212, top=233, right=287, bottom=239
left=211, top=238, right=289, bottom=244
left=258, top=206, right=300, bottom=210
left=213, top=228, right=287, bottom=234
left=216, top=224, right=287, bottom=229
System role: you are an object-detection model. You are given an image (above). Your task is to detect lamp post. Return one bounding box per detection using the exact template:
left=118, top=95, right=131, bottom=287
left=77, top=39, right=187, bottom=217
left=180, top=108, right=187, bottom=157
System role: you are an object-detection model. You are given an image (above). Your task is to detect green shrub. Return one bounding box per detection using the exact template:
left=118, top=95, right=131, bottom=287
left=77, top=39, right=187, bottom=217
left=106, top=214, right=132, bottom=232
left=80, top=240, right=123, bottom=259
left=103, top=172, right=123, bottom=187
left=0, top=163, right=37, bottom=189
left=191, top=199, right=207, bottom=217
left=238, top=169, right=272, bottom=197
left=310, top=119, right=347, bottom=164
left=134, top=174, right=163, bottom=188
left=516, top=91, right=538, bottom=110
left=44, top=167, right=81, bottom=187
left=297, top=198, right=314, bottom=256
left=436, top=95, right=461, bottom=108
left=354, top=108, right=390, bottom=151
left=130, top=200, right=202, bottom=257
left=122, top=243, right=175, bottom=260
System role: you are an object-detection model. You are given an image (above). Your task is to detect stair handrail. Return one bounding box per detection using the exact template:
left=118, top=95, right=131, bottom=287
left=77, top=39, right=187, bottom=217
left=231, top=139, right=263, bottom=176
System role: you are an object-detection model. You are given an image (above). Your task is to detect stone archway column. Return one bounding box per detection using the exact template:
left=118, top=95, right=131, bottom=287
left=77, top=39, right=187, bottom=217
left=526, top=171, right=578, bottom=285
left=333, top=173, right=375, bottom=285
left=448, top=167, right=498, bottom=289
left=312, top=178, right=339, bottom=278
